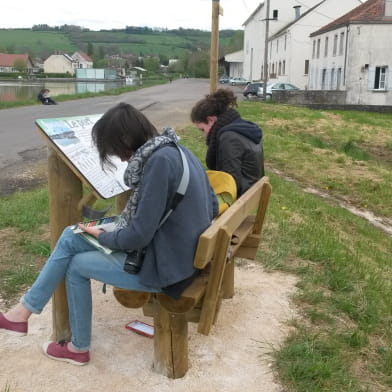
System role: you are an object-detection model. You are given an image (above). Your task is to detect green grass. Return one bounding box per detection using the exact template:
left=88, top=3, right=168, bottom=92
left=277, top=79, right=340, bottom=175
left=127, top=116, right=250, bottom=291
left=240, top=102, right=392, bottom=217
left=1, top=102, right=392, bottom=390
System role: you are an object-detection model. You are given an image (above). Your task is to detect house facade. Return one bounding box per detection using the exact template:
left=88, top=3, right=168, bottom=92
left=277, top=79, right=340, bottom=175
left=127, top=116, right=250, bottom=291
left=242, top=0, right=363, bottom=86
left=242, top=0, right=322, bottom=82
left=268, top=0, right=363, bottom=89
left=44, top=54, right=78, bottom=75
left=72, top=51, right=93, bottom=68
left=309, top=0, right=392, bottom=105
left=0, top=53, right=34, bottom=73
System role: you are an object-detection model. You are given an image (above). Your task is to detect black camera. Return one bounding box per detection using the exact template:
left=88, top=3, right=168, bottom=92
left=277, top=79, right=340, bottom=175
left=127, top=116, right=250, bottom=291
left=123, top=249, right=146, bottom=274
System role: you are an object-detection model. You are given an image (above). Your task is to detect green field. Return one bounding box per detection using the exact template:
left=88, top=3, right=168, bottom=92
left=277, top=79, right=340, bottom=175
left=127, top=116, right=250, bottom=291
left=0, top=30, right=77, bottom=58
left=0, top=28, right=240, bottom=59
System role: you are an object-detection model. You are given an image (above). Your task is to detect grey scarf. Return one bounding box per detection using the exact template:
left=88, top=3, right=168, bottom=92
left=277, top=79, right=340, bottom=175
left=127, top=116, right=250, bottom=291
left=116, top=127, right=179, bottom=229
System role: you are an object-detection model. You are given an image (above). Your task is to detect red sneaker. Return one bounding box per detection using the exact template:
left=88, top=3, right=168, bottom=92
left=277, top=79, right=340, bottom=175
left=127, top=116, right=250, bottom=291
left=0, top=312, right=28, bottom=336
left=42, top=341, right=90, bottom=366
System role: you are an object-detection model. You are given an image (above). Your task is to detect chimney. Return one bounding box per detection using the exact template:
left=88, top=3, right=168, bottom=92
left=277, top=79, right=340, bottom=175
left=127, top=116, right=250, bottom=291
left=293, top=5, right=301, bottom=20
left=386, top=0, right=392, bottom=17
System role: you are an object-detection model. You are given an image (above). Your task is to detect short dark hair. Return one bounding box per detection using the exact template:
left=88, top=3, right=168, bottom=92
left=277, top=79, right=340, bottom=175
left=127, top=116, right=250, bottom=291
left=92, top=102, right=158, bottom=168
left=190, top=88, right=237, bottom=123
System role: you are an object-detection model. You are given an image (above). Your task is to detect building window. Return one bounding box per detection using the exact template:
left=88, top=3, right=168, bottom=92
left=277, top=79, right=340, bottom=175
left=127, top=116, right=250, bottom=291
left=330, top=68, right=335, bottom=89
left=304, top=60, right=309, bottom=75
left=339, top=32, right=345, bottom=56
left=374, top=66, right=388, bottom=90
left=324, top=36, right=329, bottom=57
left=278, top=61, right=282, bottom=75
left=316, top=39, right=321, bottom=58
left=321, top=69, right=327, bottom=90
left=333, top=34, right=338, bottom=56
left=337, top=68, right=342, bottom=90
left=312, top=40, right=316, bottom=59
left=283, top=60, right=286, bottom=75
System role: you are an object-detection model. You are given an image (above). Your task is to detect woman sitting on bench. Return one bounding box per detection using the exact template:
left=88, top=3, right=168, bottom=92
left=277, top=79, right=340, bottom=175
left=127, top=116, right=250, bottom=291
left=0, top=102, right=218, bottom=366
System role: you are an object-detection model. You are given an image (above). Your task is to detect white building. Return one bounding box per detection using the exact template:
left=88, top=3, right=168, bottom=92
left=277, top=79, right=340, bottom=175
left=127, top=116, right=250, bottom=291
left=242, top=0, right=363, bottom=86
left=72, top=51, right=93, bottom=68
left=43, top=54, right=78, bottom=75
left=268, top=0, right=362, bottom=89
left=223, top=50, right=244, bottom=77
left=309, top=0, right=392, bottom=105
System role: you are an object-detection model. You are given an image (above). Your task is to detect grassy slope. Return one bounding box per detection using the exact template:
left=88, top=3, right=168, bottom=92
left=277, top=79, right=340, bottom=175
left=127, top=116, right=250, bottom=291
left=0, top=29, right=237, bottom=58
left=0, top=30, right=77, bottom=57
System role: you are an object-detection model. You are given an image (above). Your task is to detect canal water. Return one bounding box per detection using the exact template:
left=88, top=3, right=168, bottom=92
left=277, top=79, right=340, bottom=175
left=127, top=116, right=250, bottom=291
left=0, top=80, right=129, bottom=102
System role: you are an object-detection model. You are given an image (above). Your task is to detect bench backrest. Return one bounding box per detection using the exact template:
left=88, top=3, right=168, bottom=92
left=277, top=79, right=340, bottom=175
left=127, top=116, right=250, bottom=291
left=194, top=176, right=272, bottom=269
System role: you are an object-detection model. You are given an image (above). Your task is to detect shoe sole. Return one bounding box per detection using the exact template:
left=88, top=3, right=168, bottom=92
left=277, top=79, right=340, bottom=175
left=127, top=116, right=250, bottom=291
left=42, top=342, right=89, bottom=366
left=0, top=327, right=27, bottom=337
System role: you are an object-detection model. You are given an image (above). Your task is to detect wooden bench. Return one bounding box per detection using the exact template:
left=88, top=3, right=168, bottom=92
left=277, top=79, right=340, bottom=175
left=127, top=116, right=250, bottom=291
left=112, top=176, right=272, bottom=378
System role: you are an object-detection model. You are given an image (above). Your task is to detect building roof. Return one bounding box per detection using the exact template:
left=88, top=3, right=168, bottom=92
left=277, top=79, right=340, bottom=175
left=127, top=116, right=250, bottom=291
left=73, top=51, right=93, bottom=62
left=224, top=50, right=244, bottom=63
left=269, top=1, right=326, bottom=40
left=243, top=2, right=264, bottom=26
left=311, top=0, right=392, bottom=37
left=0, top=53, right=31, bottom=67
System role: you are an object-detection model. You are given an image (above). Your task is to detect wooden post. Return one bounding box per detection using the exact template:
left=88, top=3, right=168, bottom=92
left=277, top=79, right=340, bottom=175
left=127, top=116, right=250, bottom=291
left=47, top=147, right=82, bottom=341
left=210, top=0, right=220, bottom=94
left=153, top=299, right=188, bottom=378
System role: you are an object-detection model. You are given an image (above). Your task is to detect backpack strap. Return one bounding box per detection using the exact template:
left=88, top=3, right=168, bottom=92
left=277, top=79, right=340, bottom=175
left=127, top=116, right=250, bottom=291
left=158, top=145, right=189, bottom=227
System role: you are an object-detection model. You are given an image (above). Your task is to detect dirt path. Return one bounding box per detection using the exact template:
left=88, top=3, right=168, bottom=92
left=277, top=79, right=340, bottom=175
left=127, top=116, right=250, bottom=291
left=1, top=262, right=297, bottom=392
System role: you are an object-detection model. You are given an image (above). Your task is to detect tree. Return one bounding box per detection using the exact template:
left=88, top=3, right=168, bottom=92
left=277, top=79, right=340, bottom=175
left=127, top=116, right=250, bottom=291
left=87, top=42, right=94, bottom=57
left=13, top=58, right=27, bottom=73
left=144, top=57, right=160, bottom=72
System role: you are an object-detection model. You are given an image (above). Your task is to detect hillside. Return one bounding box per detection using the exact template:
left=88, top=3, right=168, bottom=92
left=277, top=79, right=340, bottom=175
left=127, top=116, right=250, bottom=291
left=0, top=28, right=243, bottom=60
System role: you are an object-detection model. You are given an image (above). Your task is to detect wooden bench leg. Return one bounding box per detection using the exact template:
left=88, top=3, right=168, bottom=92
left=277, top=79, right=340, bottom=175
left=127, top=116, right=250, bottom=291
left=153, top=302, right=188, bottom=378
left=222, top=256, right=235, bottom=299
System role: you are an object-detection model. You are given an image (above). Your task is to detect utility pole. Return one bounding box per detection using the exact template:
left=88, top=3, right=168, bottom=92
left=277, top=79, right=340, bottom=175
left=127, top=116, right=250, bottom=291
left=262, top=0, right=270, bottom=100
left=261, top=1, right=278, bottom=100
left=210, top=0, right=220, bottom=93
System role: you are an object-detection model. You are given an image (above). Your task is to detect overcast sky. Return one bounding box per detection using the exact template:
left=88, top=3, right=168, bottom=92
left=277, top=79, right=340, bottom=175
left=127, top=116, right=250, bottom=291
left=1, top=0, right=263, bottom=31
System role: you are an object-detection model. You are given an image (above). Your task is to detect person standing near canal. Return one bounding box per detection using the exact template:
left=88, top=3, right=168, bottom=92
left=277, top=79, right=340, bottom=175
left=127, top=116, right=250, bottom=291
left=191, top=88, right=264, bottom=196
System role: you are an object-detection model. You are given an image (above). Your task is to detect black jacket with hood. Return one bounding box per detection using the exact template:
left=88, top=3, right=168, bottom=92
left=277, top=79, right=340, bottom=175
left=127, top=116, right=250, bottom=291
left=206, top=110, right=264, bottom=196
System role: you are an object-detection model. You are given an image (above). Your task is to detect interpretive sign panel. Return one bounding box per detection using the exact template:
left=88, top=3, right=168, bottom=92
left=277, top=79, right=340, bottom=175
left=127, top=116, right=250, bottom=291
left=36, top=114, right=129, bottom=199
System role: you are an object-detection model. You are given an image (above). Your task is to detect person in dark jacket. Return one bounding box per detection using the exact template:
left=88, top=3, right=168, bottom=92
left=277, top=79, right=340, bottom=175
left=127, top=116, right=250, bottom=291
left=191, top=88, right=264, bottom=196
left=0, top=103, right=218, bottom=366
left=37, top=88, right=57, bottom=105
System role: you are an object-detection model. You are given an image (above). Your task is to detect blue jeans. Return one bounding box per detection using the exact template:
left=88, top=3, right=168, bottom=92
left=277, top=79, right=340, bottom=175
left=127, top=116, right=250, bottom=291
left=21, top=227, right=160, bottom=351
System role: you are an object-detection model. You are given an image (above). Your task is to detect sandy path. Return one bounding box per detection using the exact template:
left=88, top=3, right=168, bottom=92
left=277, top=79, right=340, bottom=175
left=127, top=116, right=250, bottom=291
left=0, top=262, right=297, bottom=392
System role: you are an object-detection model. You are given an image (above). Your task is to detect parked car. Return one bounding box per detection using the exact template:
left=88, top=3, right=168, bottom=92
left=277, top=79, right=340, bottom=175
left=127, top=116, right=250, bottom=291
left=229, top=77, right=250, bottom=86
left=243, top=82, right=263, bottom=97
left=219, top=75, right=230, bottom=84
left=257, top=82, right=300, bottom=99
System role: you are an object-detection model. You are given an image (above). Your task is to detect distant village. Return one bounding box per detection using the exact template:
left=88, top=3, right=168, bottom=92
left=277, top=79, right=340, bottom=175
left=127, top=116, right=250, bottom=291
left=1, top=0, right=391, bottom=106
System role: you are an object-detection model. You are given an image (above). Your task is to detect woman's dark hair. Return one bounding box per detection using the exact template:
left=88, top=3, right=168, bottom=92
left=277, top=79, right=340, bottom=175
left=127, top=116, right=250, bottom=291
left=92, top=102, right=158, bottom=168
left=190, top=88, right=237, bottom=123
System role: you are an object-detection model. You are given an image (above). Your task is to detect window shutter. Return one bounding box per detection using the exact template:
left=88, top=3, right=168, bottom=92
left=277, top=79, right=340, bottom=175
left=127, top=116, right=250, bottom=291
left=368, top=66, right=375, bottom=90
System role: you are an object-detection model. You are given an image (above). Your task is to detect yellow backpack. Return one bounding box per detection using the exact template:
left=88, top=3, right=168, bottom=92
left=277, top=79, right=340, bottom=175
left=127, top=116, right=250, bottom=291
left=206, top=170, right=237, bottom=215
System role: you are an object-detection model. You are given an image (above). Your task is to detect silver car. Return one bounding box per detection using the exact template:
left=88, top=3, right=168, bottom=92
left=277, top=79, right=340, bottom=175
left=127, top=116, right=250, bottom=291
left=229, top=77, right=250, bottom=86
left=257, top=82, right=300, bottom=99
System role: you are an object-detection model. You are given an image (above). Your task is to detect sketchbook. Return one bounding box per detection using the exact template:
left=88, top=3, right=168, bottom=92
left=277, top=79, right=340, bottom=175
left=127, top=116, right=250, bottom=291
left=71, top=216, right=120, bottom=254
